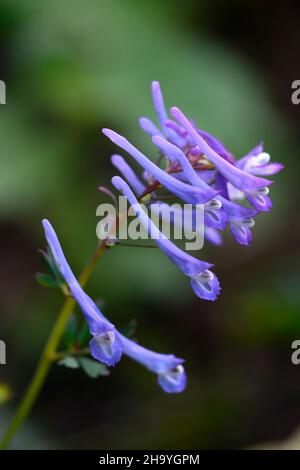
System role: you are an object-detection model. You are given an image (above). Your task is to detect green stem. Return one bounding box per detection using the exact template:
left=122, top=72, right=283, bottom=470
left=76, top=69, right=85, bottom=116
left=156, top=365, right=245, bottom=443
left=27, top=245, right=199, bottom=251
left=116, top=242, right=158, bottom=249
left=0, top=241, right=107, bottom=450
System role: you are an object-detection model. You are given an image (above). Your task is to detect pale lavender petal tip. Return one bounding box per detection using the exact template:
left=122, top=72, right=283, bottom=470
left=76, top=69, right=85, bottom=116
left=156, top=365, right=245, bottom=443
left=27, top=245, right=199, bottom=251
left=90, top=332, right=123, bottom=367
left=139, top=117, right=164, bottom=138
left=205, top=227, right=223, bottom=246
left=158, top=365, right=187, bottom=393
left=190, top=271, right=221, bottom=301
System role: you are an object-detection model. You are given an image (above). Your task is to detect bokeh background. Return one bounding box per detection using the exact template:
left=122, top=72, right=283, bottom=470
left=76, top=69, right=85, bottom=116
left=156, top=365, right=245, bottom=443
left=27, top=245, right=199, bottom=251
left=0, top=0, right=300, bottom=449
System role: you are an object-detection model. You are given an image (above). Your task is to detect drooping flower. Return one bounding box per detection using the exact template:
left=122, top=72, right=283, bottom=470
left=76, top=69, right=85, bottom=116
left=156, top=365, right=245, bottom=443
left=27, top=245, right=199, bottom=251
left=43, top=219, right=123, bottom=367
left=111, top=176, right=221, bottom=301
left=119, top=334, right=186, bottom=393
left=42, top=219, right=186, bottom=393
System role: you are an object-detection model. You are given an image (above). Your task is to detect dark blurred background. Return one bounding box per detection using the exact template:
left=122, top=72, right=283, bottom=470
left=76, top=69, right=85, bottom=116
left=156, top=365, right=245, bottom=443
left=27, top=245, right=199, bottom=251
left=0, top=0, right=300, bottom=449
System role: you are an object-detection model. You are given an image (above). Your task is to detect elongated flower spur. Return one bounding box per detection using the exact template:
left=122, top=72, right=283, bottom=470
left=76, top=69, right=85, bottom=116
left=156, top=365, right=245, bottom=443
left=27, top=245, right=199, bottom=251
left=102, top=80, right=283, bottom=295
left=43, top=219, right=186, bottom=393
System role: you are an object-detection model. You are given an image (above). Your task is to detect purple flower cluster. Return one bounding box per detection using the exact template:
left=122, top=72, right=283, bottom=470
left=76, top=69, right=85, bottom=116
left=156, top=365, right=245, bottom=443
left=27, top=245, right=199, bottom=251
left=103, top=81, right=283, bottom=302
left=42, top=81, right=283, bottom=394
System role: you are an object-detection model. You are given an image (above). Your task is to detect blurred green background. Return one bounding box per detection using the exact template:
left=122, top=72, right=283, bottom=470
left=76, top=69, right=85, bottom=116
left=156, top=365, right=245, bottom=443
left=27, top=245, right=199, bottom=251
left=0, top=0, right=300, bottom=449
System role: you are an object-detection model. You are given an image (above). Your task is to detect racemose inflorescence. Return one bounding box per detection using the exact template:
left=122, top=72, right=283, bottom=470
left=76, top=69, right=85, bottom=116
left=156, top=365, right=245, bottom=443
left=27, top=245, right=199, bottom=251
left=43, top=81, right=283, bottom=393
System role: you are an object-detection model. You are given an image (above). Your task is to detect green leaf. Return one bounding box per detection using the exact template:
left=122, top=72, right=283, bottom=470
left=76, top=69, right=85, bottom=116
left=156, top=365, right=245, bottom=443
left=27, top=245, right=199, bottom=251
left=35, top=272, right=62, bottom=289
left=37, top=248, right=70, bottom=295
left=39, top=248, right=54, bottom=273
left=63, top=313, right=79, bottom=348
left=39, top=248, right=63, bottom=281
left=78, top=357, right=110, bottom=378
left=58, top=356, right=79, bottom=369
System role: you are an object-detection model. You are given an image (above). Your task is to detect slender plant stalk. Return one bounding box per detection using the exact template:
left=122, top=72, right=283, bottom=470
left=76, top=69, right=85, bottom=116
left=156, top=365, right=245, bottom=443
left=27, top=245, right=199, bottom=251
left=0, top=190, right=162, bottom=449
left=0, top=241, right=107, bottom=450
left=116, top=242, right=158, bottom=249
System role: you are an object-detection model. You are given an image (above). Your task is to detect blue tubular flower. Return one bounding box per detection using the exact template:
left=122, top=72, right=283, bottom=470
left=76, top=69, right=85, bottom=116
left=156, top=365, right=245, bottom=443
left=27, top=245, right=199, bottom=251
left=119, top=334, right=186, bottom=393
left=42, top=219, right=186, bottom=393
left=152, top=135, right=257, bottom=246
left=42, top=219, right=123, bottom=367
left=170, top=107, right=274, bottom=212
left=102, top=128, right=219, bottom=205
left=111, top=154, right=145, bottom=197
left=202, top=198, right=227, bottom=231
left=111, top=176, right=221, bottom=301
left=150, top=201, right=203, bottom=238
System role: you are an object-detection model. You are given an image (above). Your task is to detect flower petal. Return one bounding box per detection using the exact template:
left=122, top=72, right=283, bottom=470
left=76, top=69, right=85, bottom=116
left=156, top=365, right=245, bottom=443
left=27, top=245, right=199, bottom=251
left=120, top=334, right=183, bottom=374
left=139, top=117, right=164, bottom=138
left=157, top=364, right=187, bottom=393
left=219, top=197, right=257, bottom=221
left=249, top=162, right=285, bottom=176
left=205, top=227, right=223, bottom=246
left=151, top=81, right=186, bottom=147
left=190, top=270, right=221, bottom=301
left=197, top=128, right=235, bottom=163
left=103, top=129, right=219, bottom=204
left=120, top=334, right=187, bottom=393
left=171, top=107, right=272, bottom=191
left=111, top=154, right=145, bottom=196
left=153, top=136, right=228, bottom=230
left=245, top=142, right=264, bottom=157
left=90, top=331, right=123, bottom=367
left=230, top=223, right=253, bottom=246
left=152, top=135, right=259, bottom=245
left=238, top=151, right=284, bottom=177
left=112, top=176, right=212, bottom=277
left=245, top=191, right=272, bottom=212
left=42, top=219, right=123, bottom=366
left=204, top=200, right=228, bottom=230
